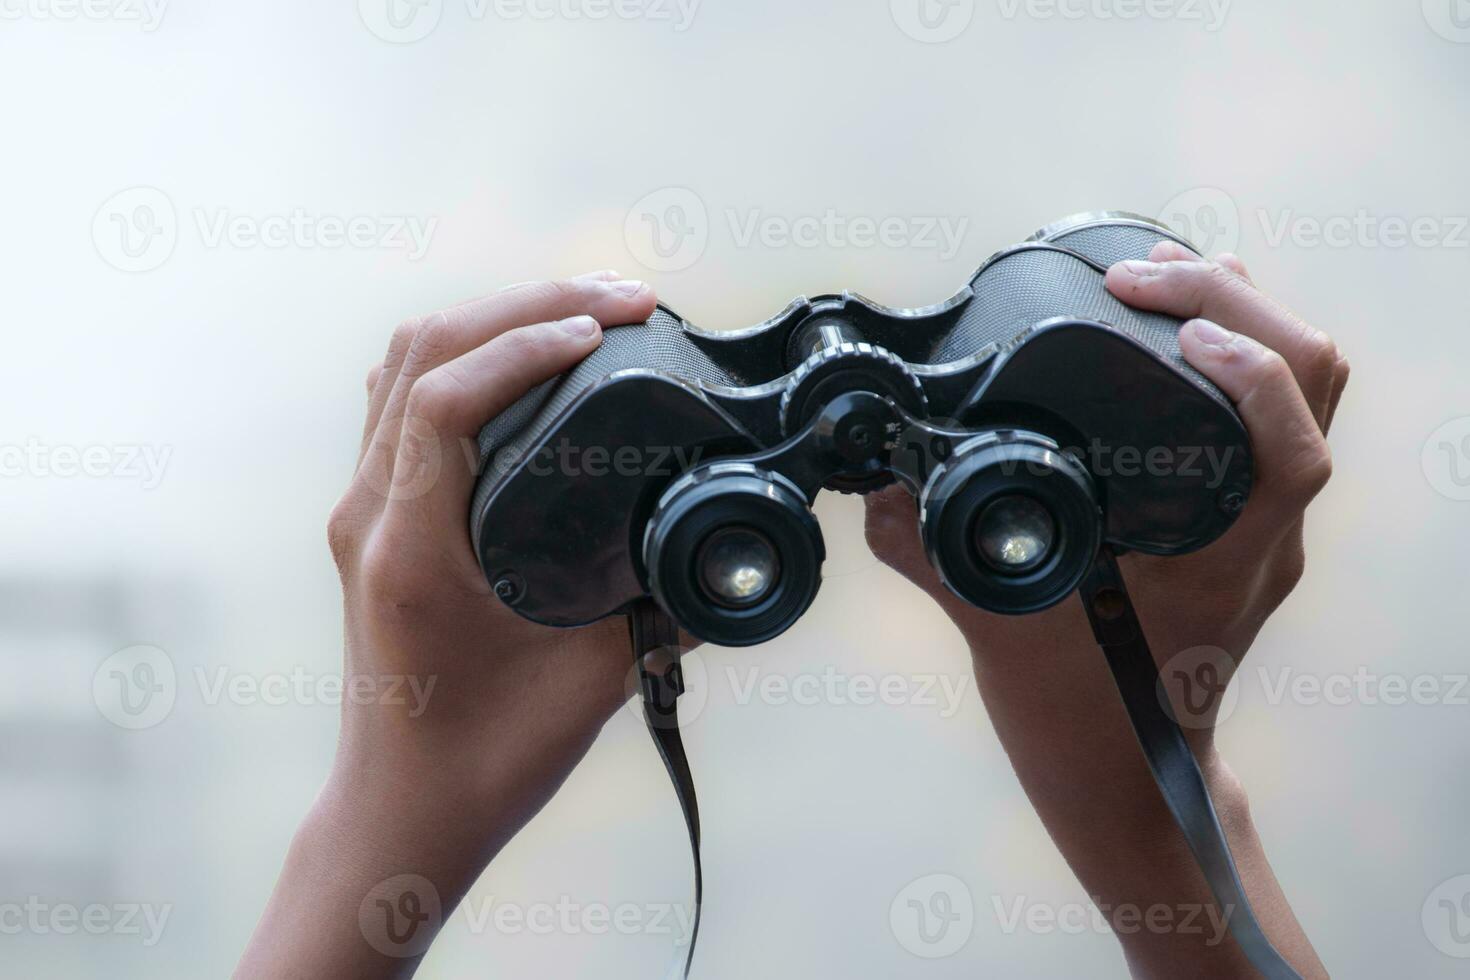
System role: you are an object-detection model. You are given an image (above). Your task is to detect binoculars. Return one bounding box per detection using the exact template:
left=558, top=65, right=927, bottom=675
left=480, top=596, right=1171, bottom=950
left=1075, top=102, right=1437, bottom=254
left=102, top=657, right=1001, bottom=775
left=472, top=211, right=1251, bottom=644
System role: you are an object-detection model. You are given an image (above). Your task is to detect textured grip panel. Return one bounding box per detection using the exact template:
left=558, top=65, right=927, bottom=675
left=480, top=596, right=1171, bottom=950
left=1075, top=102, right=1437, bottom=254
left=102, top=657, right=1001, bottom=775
left=473, top=308, right=737, bottom=515
left=1044, top=220, right=1193, bottom=268
left=934, top=221, right=1213, bottom=393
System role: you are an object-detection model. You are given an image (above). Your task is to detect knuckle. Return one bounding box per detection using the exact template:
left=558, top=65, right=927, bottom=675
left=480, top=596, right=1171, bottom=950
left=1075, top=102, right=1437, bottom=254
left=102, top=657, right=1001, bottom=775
left=1286, top=441, right=1334, bottom=501
left=326, top=497, right=365, bottom=571
left=386, top=317, right=422, bottom=362
left=1256, top=345, right=1292, bottom=381
left=1204, top=260, right=1250, bottom=298
left=1299, top=330, right=1340, bottom=380
left=516, top=278, right=588, bottom=314
left=403, top=372, right=464, bottom=431
left=404, top=310, right=462, bottom=375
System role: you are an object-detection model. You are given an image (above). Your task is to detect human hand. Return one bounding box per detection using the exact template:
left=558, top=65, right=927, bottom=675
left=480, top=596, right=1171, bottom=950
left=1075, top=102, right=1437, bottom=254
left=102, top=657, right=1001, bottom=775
left=239, top=271, right=667, bottom=978
left=864, top=244, right=1347, bottom=977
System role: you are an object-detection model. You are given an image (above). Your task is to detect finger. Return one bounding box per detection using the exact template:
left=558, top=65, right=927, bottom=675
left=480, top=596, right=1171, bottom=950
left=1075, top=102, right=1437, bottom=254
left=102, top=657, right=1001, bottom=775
left=361, top=277, right=656, bottom=466
left=378, top=315, right=606, bottom=543
left=1215, top=252, right=1253, bottom=284
left=497, top=269, right=624, bottom=294
left=1106, top=258, right=1338, bottom=428
left=1148, top=240, right=1199, bottom=263
left=359, top=315, right=423, bottom=464
left=863, top=486, right=934, bottom=588
left=366, top=362, right=383, bottom=397
left=862, top=487, right=993, bottom=618
left=1178, top=319, right=1333, bottom=529
left=1323, top=354, right=1351, bottom=435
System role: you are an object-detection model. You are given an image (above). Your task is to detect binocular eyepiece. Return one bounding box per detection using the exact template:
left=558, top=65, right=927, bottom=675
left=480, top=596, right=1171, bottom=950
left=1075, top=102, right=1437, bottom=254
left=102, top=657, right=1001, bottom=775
left=640, top=367, right=1104, bottom=647
left=643, top=463, right=826, bottom=647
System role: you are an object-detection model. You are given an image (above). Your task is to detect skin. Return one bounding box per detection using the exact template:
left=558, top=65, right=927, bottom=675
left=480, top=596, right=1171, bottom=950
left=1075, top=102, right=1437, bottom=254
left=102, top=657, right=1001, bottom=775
left=866, top=243, right=1347, bottom=978
left=240, top=246, right=1345, bottom=979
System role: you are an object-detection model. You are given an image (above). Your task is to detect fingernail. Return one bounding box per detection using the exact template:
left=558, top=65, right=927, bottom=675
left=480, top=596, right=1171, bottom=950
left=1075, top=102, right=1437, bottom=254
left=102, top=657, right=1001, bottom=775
left=1120, top=260, right=1159, bottom=276
left=1189, top=319, right=1233, bottom=346
left=556, top=315, right=600, bottom=338
left=606, top=279, right=648, bottom=297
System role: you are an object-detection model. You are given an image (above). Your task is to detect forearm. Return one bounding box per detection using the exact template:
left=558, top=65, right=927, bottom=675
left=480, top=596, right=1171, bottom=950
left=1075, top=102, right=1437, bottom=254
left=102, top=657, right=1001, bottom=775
left=235, top=765, right=503, bottom=980
left=967, top=629, right=1326, bottom=978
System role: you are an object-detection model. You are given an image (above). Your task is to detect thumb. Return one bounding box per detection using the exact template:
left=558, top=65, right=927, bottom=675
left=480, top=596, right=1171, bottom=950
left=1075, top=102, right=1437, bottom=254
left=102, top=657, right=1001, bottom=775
left=863, top=485, right=939, bottom=589
left=1178, top=318, right=1333, bottom=528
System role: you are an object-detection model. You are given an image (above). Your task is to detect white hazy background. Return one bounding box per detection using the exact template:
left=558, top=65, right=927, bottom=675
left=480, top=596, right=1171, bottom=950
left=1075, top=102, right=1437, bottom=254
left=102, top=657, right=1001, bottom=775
left=3, top=0, right=1469, bottom=976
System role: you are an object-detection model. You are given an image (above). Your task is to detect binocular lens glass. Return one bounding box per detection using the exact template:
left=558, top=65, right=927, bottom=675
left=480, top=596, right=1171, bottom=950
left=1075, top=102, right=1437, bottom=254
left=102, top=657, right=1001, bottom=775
left=974, top=494, right=1056, bottom=574
left=697, top=527, right=781, bottom=608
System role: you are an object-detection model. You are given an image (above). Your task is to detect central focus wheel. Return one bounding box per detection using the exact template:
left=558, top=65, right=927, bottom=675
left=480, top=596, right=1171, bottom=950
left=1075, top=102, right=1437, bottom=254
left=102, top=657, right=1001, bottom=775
left=779, top=341, right=927, bottom=493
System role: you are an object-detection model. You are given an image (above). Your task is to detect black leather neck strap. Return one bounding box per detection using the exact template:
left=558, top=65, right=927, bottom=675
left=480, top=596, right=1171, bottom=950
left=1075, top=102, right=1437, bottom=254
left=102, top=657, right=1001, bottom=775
left=1079, top=549, right=1301, bottom=980
left=628, top=599, right=702, bottom=980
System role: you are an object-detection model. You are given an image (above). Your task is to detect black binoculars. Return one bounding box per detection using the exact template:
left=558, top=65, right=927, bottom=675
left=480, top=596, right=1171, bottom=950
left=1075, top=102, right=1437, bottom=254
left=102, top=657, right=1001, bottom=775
left=472, top=211, right=1251, bottom=645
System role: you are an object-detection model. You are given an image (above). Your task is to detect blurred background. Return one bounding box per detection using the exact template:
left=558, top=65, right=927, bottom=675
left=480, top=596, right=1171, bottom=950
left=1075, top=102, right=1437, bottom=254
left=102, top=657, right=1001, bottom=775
left=3, top=0, right=1469, bottom=976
